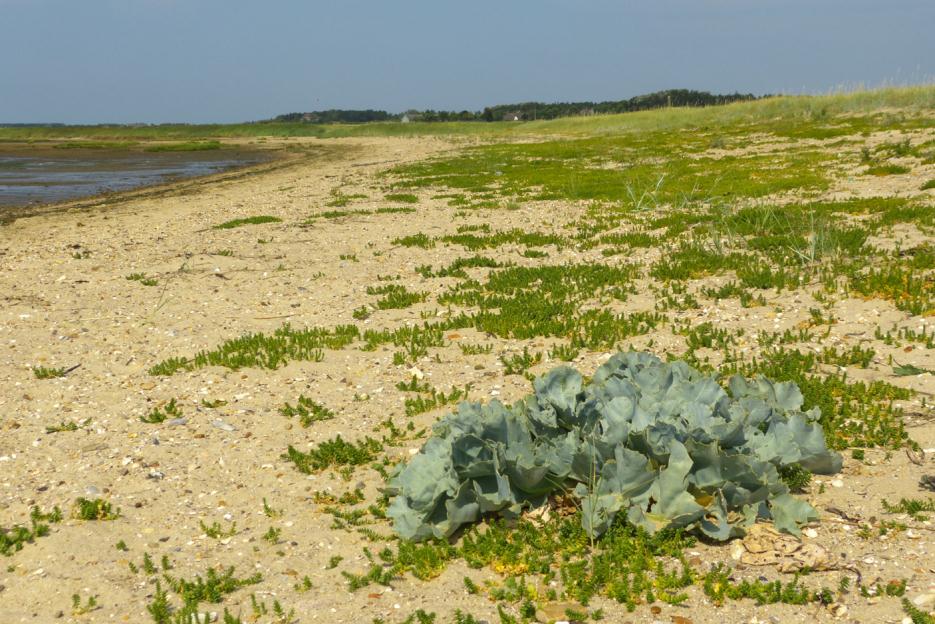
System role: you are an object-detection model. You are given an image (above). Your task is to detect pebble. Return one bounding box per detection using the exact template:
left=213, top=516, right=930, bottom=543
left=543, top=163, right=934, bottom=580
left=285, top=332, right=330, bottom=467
left=803, top=528, right=818, bottom=538
left=211, top=419, right=236, bottom=432
left=912, top=593, right=935, bottom=607
left=167, top=418, right=188, bottom=426
left=830, top=479, right=844, bottom=488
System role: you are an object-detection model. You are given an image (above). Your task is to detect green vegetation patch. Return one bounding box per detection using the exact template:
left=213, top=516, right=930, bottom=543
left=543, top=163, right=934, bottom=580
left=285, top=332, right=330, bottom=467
left=280, top=395, right=336, bottom=427
left=213, top=215, right=282, bottom=229
left=148, top=323, right=359, bottom=375
left=73, top=498, right=119, bottom=521
left=437, top=263, right=655, bottom=348
left=145, top=140, right=222, bottom=152
left=385, top=192, right=419, bottom=203
left=284, top=435, right=383, bottom=473
left=140, top=398, right=182, bottom=424
left=866, top=164, right=910, bottom=176
left=148, top=564, right=262, bottom=624
left=366, top=284, right=429, bottom=309
left=1, top=507, right=62, bottom=556
left=390, top=137, right=830, bottom=205
left=32, top=365, right=69, bottom=379
left=54, top=140, right=137, bottom=150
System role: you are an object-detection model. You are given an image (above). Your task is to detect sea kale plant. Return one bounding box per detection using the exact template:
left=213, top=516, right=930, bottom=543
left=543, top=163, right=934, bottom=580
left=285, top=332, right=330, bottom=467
left=386, top=352, right=842, bottom=541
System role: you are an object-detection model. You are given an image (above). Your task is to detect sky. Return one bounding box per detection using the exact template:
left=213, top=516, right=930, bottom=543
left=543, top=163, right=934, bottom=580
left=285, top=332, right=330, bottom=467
left=0, top=0, right=933, bottom=124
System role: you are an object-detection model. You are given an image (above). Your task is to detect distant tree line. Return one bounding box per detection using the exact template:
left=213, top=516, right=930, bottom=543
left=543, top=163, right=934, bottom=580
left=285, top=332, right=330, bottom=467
left=272, top=109, right=393, bottom=124
left=269, top=89, right=764, bottom=124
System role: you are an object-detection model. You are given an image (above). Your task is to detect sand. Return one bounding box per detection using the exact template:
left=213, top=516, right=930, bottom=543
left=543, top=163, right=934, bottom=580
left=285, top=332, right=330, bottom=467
left=0, top=135, right=933, bottom=624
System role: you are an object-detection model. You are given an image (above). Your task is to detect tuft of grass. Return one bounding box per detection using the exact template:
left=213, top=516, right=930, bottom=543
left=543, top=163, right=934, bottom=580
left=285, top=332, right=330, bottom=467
left=279, top=396, right=336, bottom=427
left=882, top=498, right=935, bottom=520
left=403, top=385, right=471, bottom=417
left=148, top=564, right=262, bottom=623
left=126, top=272, right=158, bottom=286
left=200, top=520, right=237, bottom=539
left=366, top=284, right=429, bottom=309
left=71, top=594, right=99, bottom=616
left=393, top=233, right=435, bottom=249
left=45, top=419, right=88, bottom=434
left=326, top=192, right=368, bottom=207
left=384, top=193, right=419, bottom=203
left=283, top=435, right=383, bottom=473
left=214, top=215, right=282, bottom=229
left=549, top=342, right=580, bottom=362
left=500, top=347, right=542, bottom=376
left=32, top=365, right=69, bottom=379
left=866, top=163, right=910, bottom=176
left=0, top=507, right=62, bottom=556
left=73, top=498, right=119, bottom=521
left=777, top=464, right=812, bottom=493
left=140, top=398, right=182, bottom=424
left=149, top=323, right=359, bottom=375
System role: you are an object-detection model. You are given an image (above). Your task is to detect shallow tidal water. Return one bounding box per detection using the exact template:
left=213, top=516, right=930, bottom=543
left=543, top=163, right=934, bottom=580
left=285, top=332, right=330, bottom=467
left=0, top=149, right=268, bottom=208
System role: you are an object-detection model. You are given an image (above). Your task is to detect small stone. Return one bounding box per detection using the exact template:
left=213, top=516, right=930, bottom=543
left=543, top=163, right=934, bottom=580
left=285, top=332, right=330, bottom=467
left=911, top=593, right=935, bottom=608
left=211, top=419, right=236, bottom=432
left=830, top=479, right=844, bottom=488
left=167, top=418, right=187, bottom=426
left=803, top=528, right=818, bottom=538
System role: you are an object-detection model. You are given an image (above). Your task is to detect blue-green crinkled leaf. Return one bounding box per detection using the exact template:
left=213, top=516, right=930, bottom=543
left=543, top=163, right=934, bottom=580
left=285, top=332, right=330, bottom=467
left=385, top=351, right=842, bottom=542
left=532, top=366, right=583, bottom=424
left=769, top=493, right=819, bottom=536
left=648, top=440, right=705, bottom=530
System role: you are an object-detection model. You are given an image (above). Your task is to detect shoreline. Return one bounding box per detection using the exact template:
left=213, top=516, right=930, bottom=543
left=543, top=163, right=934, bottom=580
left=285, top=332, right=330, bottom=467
left=0, top=139, right=351, bottom=225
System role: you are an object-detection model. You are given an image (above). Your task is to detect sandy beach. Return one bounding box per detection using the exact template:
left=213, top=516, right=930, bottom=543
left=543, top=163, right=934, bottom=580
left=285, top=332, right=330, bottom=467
left=1, top=124, right=933, bottom=624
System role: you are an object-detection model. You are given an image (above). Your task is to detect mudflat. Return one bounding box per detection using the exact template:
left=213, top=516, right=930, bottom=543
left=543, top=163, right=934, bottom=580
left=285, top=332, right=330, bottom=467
left=0, top=140, right=276, bottom=217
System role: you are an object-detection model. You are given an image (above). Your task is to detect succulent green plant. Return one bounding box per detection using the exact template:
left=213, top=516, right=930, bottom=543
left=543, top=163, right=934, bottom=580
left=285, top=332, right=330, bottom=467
left=386, top=351, right=841, bottom=541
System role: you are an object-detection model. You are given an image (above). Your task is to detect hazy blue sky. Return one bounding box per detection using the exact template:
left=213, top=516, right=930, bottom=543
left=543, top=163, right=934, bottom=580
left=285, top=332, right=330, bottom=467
left=1, top=0, right=932, bottom=124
